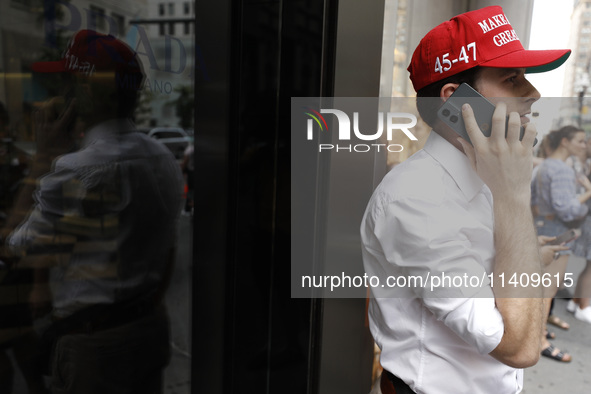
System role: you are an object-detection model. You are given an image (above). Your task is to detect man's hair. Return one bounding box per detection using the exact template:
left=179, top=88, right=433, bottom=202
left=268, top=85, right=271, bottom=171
left=416, top=66, right=482, bottom=128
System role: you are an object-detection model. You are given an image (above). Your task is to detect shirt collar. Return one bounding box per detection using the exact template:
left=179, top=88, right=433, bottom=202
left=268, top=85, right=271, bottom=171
left=423, top=131, right=485, bottom=201
left=82, top=118, right=135, bottom=146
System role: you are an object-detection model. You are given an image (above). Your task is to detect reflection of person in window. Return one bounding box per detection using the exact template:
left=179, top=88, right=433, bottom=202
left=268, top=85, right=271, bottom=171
left=4, top=30, right=183, bottom=393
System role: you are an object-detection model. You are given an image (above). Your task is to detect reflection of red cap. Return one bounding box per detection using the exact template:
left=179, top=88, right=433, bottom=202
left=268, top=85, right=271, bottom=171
left=32, top=30, right=143, bottom=88
left=408, top=6, right=571, bottom=92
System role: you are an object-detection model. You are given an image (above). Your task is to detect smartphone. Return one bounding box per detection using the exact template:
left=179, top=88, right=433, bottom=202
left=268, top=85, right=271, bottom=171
left=437, top=83, right=536, bottom=146
left=548, top=229, right=581, bottom=245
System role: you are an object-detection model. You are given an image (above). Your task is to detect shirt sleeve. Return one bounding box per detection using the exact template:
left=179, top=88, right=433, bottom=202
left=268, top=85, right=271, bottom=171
left=372, top=195, right=504, bottom=354
left=549, top=165, right=588, bottom=222
left=8, top=164, right=81, bottom=252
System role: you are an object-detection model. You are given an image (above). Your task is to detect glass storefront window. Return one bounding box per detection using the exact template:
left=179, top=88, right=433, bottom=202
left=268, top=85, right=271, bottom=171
left=0, top=1, right=193, bottom=393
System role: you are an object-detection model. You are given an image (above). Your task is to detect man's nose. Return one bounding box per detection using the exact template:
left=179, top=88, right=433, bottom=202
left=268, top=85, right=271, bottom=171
left=523, top=79, right=541, bottom=103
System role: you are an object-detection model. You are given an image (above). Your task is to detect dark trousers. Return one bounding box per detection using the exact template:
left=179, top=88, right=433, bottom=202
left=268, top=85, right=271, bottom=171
left=50, top=305, right=170, bottom=394
left=381, top=370, right=416, bottom=394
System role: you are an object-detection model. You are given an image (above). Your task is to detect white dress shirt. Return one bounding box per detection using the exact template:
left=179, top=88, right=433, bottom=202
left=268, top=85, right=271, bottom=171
left=361, top=131, right=523, bottom=394
left=9, top=119, right=184, bottom=318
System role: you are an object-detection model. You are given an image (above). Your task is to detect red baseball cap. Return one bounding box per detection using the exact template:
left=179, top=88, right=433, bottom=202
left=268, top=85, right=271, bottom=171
left=407, top=6, right=571, bottom=92
left=31, top=30, right=143, bottom=88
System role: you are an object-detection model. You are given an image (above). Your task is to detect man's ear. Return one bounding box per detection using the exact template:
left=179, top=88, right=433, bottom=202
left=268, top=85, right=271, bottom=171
left=440, top=83, right=460, bottom=101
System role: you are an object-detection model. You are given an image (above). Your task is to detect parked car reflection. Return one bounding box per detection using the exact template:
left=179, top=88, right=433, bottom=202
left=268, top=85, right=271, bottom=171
left=148, top=127, right=191, bottom=159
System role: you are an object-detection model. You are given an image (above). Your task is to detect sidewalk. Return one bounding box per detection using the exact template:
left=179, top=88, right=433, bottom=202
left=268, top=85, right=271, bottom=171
left=522, top=255, right=591, bottom=394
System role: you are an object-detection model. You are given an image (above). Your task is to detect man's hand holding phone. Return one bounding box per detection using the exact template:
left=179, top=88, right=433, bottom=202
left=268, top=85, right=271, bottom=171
left=34, top=96, right=77, bottom=159
left=458, top=101, right=537, bottom=203
left=460, top=101, right=542, bottom=301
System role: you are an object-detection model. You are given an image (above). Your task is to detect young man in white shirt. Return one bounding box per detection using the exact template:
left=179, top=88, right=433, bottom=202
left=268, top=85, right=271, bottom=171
left=361, top=6, right=571, bottom=393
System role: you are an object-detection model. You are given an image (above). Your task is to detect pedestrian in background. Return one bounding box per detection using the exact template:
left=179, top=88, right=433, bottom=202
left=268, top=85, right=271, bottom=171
left=533, top=126, right=591, bottom=329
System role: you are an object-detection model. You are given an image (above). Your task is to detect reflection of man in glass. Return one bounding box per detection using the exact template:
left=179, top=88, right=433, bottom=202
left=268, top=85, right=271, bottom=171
left=5, top=30, right=184, bottom=393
